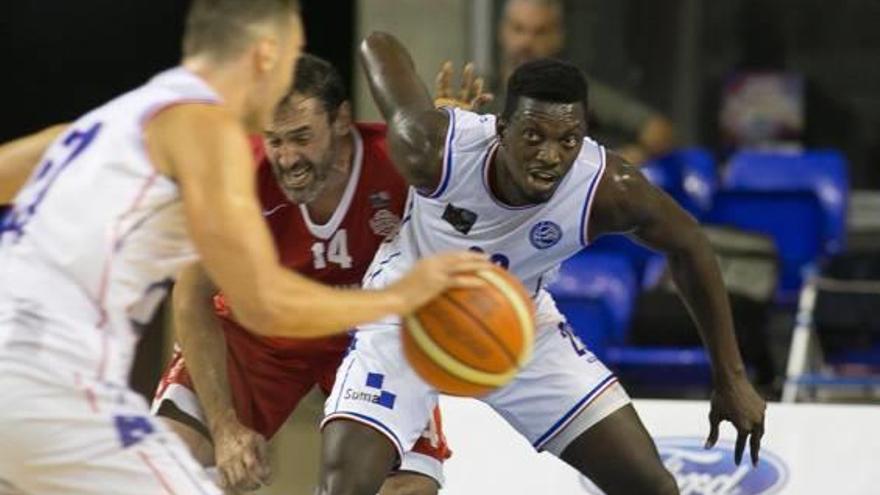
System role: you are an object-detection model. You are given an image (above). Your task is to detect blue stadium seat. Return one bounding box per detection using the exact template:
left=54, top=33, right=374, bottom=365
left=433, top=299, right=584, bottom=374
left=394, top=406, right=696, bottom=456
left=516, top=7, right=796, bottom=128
left=642, top=148, right=719, bottom=218
left=548, top=250, right=639, bottom=359
left=706, top=190, right=825, bottom=302
left=724, top=149, right=849, bottom=254
left=587, top=235, right=660, bottom=290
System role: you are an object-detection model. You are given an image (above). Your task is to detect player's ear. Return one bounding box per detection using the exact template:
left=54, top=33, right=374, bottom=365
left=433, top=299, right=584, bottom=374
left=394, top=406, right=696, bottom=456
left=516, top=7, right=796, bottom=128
left=332, top=101, right=353, bottom=136
left=254, top=37, right=281, bottom=75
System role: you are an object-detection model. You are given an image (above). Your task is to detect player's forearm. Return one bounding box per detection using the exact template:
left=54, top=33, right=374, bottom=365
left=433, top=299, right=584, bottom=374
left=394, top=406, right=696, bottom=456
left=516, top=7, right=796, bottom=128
left=666, top=231, right=747, bottom=383
left=0, top=124, right=68, bottom=203
left=172, top=265, right=240, bottom=435
left=255, top=276, right=405, bottom=338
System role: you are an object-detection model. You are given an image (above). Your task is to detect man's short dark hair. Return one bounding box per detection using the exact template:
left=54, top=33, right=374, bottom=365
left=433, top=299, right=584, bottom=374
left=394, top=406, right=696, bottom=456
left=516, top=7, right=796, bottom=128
left=183, top=0, right=300, bottom=59
left=279, top=54, right=348, bottom=120
left=501, top=58, right=589, bottom=120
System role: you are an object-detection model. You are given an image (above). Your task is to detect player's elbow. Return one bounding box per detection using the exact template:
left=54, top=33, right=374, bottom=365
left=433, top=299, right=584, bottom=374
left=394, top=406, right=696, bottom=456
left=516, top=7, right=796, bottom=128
left=361, top=31, right=396, bottom=56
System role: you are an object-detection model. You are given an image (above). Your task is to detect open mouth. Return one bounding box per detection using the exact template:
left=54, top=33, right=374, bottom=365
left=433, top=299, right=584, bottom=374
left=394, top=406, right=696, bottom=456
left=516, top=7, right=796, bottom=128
left=527, top=169, right=559, bottom=189
left=282, top=165, right=314, bottom=189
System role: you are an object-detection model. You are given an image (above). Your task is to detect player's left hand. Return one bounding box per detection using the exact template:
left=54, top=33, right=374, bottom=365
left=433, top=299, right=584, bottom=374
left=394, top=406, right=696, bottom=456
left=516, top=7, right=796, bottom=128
left=213, top=420, right=271, bottom=492
left=705, top=373, right=767, bottom=466
left=434, top=61, right=494, bottom=111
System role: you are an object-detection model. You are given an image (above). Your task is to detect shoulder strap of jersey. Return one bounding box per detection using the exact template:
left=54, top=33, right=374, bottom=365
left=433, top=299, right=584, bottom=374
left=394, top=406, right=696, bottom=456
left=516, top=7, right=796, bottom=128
left=420, top=108, right=496, bottom=200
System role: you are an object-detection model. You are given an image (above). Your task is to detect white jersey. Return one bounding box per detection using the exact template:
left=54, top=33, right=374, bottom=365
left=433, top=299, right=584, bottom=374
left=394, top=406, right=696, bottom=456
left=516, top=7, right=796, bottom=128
left=0, top=67, right=220, bottom=384
left=364, top=107, right=606, bottom=324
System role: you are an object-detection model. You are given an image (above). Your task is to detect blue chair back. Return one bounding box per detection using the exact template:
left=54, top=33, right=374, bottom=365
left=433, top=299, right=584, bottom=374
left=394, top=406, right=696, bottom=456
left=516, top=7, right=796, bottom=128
left=707, top=190, right=825, bottom=300
left=642, top=148, right=719, bottom=218
left=548, top=251, right=639, bottom=353
left=724, top=150, right=849, bottom=254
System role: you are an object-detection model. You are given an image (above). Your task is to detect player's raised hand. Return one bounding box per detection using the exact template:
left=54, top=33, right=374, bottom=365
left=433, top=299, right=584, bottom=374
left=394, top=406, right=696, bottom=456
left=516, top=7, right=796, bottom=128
left=388, top=251, right=494, bottom=314
left=213, top=420, right=271, bottom=492
left=705, top=374, right=766, bottom=467
left=433, top=61, right=494, bottom=112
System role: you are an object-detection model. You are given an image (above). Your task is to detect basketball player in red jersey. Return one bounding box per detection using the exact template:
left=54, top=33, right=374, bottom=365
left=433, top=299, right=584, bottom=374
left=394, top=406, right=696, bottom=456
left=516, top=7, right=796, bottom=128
left=152, top=54, right=486, bottom=494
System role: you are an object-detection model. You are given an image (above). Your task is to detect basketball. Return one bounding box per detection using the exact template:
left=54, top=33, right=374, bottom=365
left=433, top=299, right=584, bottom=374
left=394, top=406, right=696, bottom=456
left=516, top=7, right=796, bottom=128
left=402, top=265, right=536, bottom=397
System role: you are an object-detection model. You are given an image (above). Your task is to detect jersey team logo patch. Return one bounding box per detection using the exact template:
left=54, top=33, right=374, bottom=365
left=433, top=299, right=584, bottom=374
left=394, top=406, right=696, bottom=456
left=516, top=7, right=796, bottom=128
left=530, top=221, right=563, bottom=249
left=369, top=209, right=401, bottom=238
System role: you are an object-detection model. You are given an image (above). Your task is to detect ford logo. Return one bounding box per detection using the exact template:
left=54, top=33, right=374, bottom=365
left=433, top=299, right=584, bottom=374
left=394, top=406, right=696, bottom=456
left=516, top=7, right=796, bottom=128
left=578, top=436, right=787, bottom=494
left=657, top=437, right=788, bottom=494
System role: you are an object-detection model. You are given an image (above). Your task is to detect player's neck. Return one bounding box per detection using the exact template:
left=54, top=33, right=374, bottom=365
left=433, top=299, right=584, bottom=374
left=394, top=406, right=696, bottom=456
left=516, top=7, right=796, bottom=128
left=182, top=58, right=253, bottom=126
left=304, top=132, right=355, bottom=224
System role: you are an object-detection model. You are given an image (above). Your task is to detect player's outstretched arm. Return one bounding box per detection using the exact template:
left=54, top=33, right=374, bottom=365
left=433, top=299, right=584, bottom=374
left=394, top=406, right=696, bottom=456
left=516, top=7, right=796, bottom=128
left=0, top=124, right=68, bottom=203
left=147, top=104, right=490, bottom=338
left=588, top=153, right=766, bottom=466
left=359, top=31, right=449, bottom=190
left=173, top=263, right=270, bottom=491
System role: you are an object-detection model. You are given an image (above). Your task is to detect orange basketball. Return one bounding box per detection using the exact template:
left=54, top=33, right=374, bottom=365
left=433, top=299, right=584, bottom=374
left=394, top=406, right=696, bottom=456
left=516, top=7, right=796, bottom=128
left=401, top=265, right=536, bottom=397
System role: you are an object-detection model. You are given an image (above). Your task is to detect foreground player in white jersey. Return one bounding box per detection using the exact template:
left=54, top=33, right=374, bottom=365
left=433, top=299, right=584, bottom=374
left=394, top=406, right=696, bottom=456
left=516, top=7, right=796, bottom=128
left=0, top=3, right=489, bottom=493
left=315, top=33, right=767, bottom=495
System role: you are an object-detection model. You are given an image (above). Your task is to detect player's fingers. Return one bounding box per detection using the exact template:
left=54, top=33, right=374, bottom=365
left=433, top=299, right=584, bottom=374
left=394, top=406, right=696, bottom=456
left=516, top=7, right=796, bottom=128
left=435, top=61, right=453, bottom=99
left=459, top=62, right=475, bottom=101
left=750, top=423, right=764, bottom=466
left=254, top=435, right=272, bottom=482
left=240, top=445, right=264, bottom=488
left=448, top=261, right=497, bottom=277
left=473, top=76, right=484, bottom=94
left=437, top=251, right=491, bottom=266
left=704, top=412, right=720, bottom=449
left=473, top=93, right=495, bottom=110
left=734, top=428, right=748, bottom=466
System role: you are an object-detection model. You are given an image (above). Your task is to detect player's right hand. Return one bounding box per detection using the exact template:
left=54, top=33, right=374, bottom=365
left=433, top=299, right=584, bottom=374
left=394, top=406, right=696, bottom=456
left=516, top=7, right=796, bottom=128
left=388, top=251, right=494, bottom=315
left=212, top=420, right=271, bottom=492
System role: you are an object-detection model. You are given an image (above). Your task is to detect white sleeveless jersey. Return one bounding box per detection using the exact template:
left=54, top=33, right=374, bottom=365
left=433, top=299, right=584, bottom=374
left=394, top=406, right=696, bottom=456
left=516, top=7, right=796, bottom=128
left=364, top=108, right=606, bottom=325
left=0, top=67, right=220, bottom=384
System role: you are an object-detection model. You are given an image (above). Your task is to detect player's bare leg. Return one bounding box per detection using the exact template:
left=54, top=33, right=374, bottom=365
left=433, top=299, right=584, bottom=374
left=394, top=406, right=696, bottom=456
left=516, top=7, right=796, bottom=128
left=318, top=420, right=398, bottom=495
left=559, top=405, right=678, bottom=495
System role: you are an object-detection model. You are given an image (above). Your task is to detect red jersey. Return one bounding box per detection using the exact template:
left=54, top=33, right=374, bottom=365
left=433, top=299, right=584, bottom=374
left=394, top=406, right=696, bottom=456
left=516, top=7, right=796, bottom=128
left=215, top=123, right=408, bottom=352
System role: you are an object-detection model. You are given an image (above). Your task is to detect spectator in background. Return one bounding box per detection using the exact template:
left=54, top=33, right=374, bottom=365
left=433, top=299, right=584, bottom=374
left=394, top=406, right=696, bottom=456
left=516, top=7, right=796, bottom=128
left=494, top=0, right=676, bottom=164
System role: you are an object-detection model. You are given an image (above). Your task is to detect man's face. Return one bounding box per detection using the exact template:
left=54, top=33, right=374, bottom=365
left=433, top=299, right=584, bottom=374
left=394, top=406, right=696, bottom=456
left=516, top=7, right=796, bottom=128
left=499, top=1, right=564, bottom=69
left=264, top=95, right=339, bottom=204
left=497, top=96, right=587, bottom=203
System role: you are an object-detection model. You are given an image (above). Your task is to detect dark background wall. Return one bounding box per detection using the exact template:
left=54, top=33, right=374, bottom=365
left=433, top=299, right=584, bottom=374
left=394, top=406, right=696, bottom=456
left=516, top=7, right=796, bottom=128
left=0, top=0, right=355, bottom=140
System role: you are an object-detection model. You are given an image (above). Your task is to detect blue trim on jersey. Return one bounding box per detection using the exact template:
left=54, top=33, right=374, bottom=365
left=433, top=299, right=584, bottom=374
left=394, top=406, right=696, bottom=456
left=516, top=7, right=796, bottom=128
left=532, top=373, right=617, bottom=449
left=327, top=411, right=405, bottom=456
left=579, top=145, right=607, bottom=247
left=421, top=107, right=456, bottom=199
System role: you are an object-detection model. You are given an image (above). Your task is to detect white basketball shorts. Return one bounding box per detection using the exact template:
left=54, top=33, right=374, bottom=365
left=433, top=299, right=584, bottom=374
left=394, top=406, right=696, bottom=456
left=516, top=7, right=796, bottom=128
left=322, top=313, right=631, bottom=460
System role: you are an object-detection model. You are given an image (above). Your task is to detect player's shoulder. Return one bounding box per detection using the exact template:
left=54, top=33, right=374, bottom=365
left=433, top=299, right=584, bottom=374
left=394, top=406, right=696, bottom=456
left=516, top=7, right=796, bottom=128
left=354, top=122, right=408, bottom=193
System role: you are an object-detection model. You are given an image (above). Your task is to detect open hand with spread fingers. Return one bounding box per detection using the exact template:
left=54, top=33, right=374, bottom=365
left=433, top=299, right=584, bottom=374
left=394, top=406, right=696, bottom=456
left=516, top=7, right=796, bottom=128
left=705, top=373, right=767, bottom=466
left=433, top=60, right=494, bottom=111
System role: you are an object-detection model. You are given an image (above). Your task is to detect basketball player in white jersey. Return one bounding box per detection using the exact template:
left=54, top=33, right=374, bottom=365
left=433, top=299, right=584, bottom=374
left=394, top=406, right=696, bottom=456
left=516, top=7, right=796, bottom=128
left=0, top=2, right=490, bottom=492
left=315, top=32, right=768, bottom=495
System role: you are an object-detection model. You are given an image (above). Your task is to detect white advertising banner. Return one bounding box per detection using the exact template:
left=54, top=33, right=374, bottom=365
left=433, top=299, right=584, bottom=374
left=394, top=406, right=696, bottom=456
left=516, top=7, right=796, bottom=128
left=439, top=397, right=880, bottom=495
